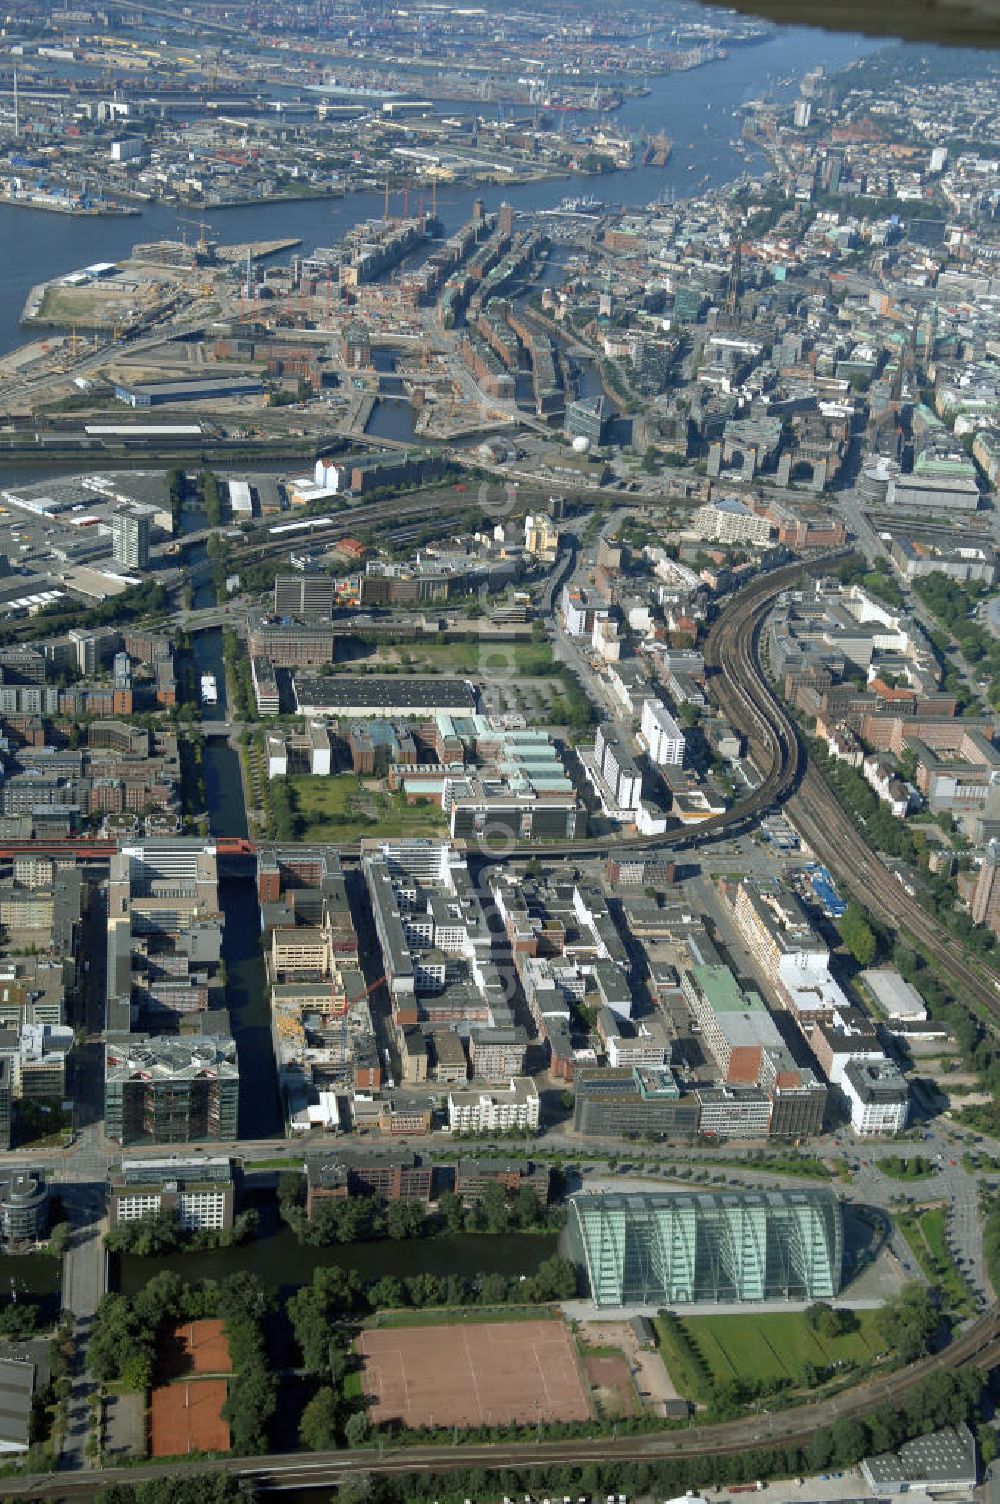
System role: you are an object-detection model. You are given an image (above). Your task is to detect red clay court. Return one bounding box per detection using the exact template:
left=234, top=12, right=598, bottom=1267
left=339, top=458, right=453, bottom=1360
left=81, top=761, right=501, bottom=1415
left=149, top=1379, right=230, bottom=1458
left=357, top=1319, right=592, bottom=1430
left=163, top=1320, right=233, bottom=1378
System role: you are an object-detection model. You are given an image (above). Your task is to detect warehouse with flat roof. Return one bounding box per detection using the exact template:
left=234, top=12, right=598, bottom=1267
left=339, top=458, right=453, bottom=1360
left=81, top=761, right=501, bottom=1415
left=294, top=675, right=478, bottom=719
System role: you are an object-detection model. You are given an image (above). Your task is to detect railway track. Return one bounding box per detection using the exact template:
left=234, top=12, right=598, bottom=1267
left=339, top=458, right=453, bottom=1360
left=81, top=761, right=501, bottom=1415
left=15, top=1310, right=1000, bottom=1500
left=790, top=766, right=1000, bottom=1020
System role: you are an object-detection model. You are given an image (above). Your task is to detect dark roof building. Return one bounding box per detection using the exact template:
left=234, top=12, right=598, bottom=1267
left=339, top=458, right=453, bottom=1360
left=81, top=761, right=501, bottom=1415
left=294, top=675, right=478, bottom=719
left=0, top=1357, right=34, bottom=1453
left=862, top=1424, right=977, bottom=1494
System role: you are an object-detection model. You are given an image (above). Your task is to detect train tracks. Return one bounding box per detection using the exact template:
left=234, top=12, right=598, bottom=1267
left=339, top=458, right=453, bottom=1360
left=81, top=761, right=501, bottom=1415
left=790, top=765, right=1000, bottom=1021
left=16, top=1309, right=1000, bottom=1500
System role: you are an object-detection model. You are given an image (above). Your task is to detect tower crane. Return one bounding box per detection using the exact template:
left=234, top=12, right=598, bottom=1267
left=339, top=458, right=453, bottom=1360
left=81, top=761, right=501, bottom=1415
left=178, top=218, right=213, bottom=257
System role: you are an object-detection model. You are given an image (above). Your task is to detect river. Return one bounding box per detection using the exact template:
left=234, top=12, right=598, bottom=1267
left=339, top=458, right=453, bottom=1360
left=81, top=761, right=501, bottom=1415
left=0, top=24, right=877, bottom=361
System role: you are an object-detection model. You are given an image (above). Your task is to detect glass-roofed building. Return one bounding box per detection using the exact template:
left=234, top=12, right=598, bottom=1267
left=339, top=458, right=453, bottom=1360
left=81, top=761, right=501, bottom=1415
left=567, top=1189, right=843, bottom=1308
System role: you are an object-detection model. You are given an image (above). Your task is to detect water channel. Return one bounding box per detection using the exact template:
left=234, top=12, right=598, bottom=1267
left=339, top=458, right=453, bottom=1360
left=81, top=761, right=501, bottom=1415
left=115, top=1199, right=558, bottom=1299
left=179, top=488, right=284, bottom=1138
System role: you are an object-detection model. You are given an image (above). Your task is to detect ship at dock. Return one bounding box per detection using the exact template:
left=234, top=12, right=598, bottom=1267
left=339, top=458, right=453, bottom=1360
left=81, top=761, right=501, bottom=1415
left=641, top=132, right=673, bottom=167
left=200, top=674, right=218, bottom=707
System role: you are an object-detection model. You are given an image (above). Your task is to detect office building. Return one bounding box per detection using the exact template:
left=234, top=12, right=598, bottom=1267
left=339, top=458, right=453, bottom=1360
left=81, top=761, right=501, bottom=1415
left=273, top=574, right=336, bottom=622
left=363, top=840, right=504, bottom=1031
left=0, top=1061, right=10, bottom=1152
left=305, top=1153, right=433, bottom=1213
left=111, top=507, right=152, bottom=569
left=566, top=395, right=613, bottom=445
left=573, top=1066, right=699, bottom=1139
left=108, top=1156, right=236, bottom=1231
left=567, top=1188, right=843, bottom=1307
left=104, top=1035, right=239, bottom=1145
left=469, top=1025, right=528, bottom=1080
left=841, top=1058, right=909, bottom=1136
left=681, top=964, right=784, bottom=1083
left=0, top=1168, right=48, bottom=1244
left=731, top=877, right=846, bottom=1025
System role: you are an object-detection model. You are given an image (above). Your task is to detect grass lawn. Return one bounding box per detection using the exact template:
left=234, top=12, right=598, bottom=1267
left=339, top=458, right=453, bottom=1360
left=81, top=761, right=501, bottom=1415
left=289, top=774, right=447, bottom=843
left=380, top=638, right=556, bottom=677
left=710, top=1155, right=831, bottom=1181
left=896, top=1205, right=972, bottom=1315
left=365, top=1305, right=560, bottom=1329
left=657, top=1310, right=882, bottom=1397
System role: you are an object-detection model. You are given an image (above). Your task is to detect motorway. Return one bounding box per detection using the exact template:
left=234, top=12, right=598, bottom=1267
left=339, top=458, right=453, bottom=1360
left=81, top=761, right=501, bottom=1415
left=11, top=1306, right=1000, bottom=1499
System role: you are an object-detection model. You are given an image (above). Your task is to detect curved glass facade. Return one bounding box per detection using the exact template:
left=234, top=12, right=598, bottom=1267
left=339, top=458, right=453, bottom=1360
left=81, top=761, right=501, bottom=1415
left=567, top=1189, right=843, bottom=1308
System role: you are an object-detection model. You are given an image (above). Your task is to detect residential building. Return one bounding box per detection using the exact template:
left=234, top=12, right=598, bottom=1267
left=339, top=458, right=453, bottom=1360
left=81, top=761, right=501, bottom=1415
left=691, top=496, right=772, bottom=546
left=593, top=721, right=643, bottom=812
left=111, top=507, right=152, bottom=569
left=640, top=698, right=686, bottom=767
left=447, top=1076, right=539, bottom=1134
left=973, top=843, right=1000, bottom=934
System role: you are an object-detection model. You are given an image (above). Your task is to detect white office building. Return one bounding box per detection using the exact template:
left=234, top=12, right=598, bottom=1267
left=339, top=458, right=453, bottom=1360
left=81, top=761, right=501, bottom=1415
left=842, top=1058, right=909, bottom=1136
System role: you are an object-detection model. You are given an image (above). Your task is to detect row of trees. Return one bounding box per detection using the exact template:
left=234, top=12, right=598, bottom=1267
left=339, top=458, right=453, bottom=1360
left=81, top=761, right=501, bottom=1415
left=193, top=1364, right=986, bottom=1504
left=278, top=1174, right=560, bottom=1246
left=105, top=1206, right=258, bottom=1257
left=267, top=775, right=301, bottom=843
left=200, top=471, right=223, bottom=530
left=166, top=468, right=186, bottom=531
left=287, top=1256, right=578, bottom=1378
left=839, top=900, right=878, bottom=967
left=222, top=629, right=255, bottom=721
left=914, top=574, right=1000, bottom=712
left=0, top=577, right=171, bottom=649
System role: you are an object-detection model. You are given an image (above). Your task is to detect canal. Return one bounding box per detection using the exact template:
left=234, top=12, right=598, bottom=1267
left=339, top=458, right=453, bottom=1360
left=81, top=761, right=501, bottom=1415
left=179, top=484, right=284, bottom=1138
left=114, top=1213, right=558, bottom=1301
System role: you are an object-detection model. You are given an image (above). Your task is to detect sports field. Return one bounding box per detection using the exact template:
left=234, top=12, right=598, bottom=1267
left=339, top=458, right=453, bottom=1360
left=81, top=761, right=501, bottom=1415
left=149, top=1379, right=230, bottom=1457
left=657, top=1309, right=881, bottom=1395
left=158, top=1320, right=233, bottom=1379
left=357, top=1318, right=592, bottom=1429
